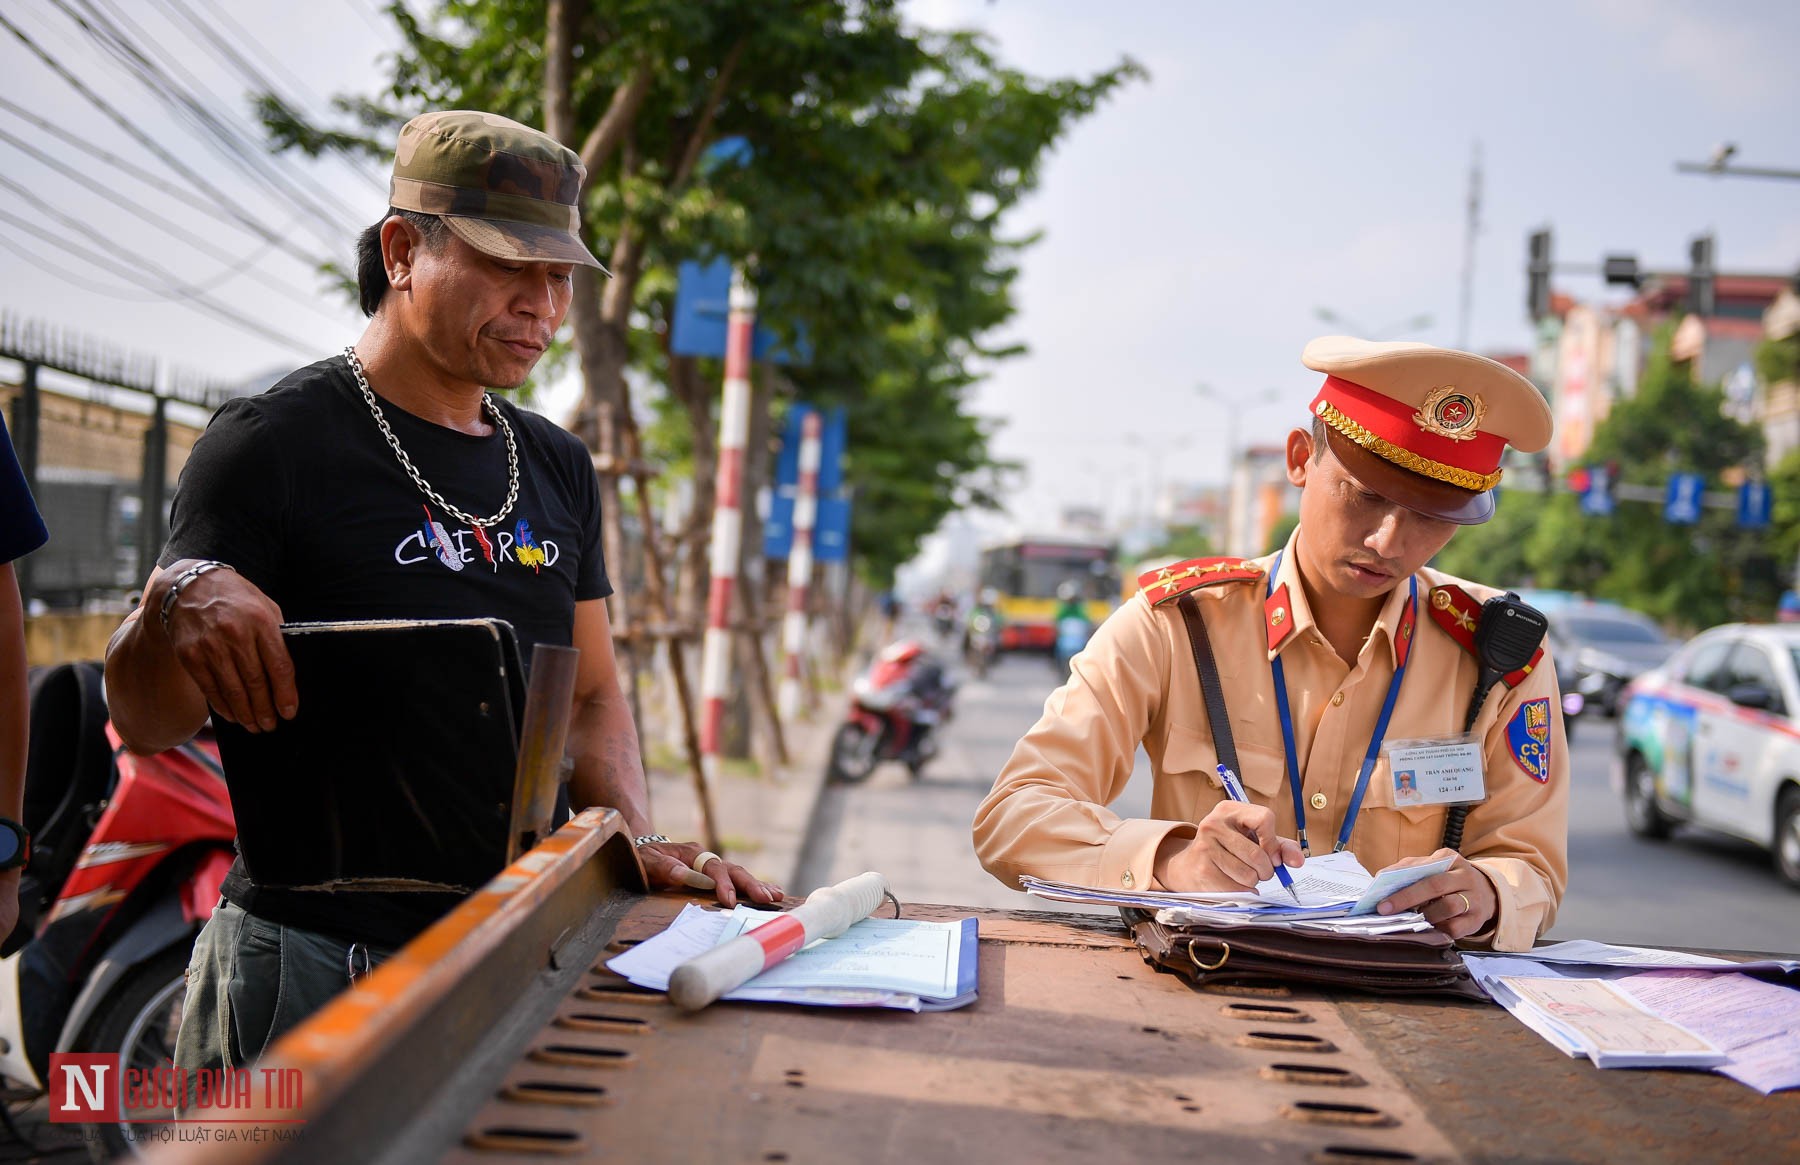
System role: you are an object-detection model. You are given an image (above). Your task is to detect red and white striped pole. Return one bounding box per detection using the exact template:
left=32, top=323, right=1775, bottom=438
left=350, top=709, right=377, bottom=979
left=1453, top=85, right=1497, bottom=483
left=778, top=409, right=823, bottom=722
left=699, top=268, right=756, bottom=773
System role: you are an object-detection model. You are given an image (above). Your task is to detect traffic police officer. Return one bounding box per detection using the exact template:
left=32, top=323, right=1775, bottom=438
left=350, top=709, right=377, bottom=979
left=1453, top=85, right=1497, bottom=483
left=974, top=337, right=1568, bottom=951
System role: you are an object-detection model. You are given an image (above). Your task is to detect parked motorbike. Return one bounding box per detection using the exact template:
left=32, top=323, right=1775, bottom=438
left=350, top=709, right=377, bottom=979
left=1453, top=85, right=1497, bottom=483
left=827, top=642, right=958, bottom=783
left=1, top=662, right=234, bottom=1160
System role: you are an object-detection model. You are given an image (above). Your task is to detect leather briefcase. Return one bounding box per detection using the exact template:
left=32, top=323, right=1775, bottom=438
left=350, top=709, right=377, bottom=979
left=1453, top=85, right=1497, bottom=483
left=1125, top=908, right=1488, bottom=1001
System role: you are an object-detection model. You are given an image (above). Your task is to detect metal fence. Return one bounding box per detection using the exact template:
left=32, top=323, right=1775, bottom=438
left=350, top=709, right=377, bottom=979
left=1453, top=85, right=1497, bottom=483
left=2, top=314, right=234, bottom=609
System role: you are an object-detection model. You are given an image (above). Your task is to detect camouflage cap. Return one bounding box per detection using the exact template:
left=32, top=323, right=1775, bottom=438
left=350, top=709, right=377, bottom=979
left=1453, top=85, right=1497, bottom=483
left=390, top=110, right=605, bottom=270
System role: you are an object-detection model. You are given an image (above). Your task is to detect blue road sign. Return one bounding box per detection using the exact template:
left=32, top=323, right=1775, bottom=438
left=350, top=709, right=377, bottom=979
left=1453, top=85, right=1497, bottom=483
left=767, top=403, right=848, bottom=559
left=1579, top=465, right=1615, bottom=516
left=1664, top=473, right=1704, bottom=525
left=1738, top=479, right=1772, bottom=529
left=669, top=258, right=811, bottom=363
left=814, top=497, right=851, bottom=563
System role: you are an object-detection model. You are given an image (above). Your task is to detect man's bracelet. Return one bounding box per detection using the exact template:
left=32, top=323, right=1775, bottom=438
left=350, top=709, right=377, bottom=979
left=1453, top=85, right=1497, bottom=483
left=633, top=834, right=671, bottom=848
left=158, top=560, right=236, bottom=633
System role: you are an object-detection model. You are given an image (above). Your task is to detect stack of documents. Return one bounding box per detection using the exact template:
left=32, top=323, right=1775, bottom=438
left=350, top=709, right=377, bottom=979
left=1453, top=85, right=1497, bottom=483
left=1022, top=850, right=1448, bottom=934
left=1464, top=941, right=1800, bottom=1092
left=606, top=904, right=980, bottom=1012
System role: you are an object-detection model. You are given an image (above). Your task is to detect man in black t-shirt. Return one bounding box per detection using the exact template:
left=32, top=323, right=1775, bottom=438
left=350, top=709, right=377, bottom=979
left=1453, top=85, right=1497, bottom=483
left=105, top=111, right=781, bottom=1080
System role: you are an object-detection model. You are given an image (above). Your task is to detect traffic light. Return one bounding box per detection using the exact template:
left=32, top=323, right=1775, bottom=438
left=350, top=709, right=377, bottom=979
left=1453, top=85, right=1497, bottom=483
left=1527, top=229, right=1553, bottom=321
left=1688, top=233, right=1715, bottom=317
left=1602, top=255, right=1642, bottom=288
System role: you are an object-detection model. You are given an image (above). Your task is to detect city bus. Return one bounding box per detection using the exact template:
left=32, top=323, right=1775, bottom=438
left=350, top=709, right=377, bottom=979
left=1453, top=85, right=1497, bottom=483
left=977, top=535, right=1120, bottom=652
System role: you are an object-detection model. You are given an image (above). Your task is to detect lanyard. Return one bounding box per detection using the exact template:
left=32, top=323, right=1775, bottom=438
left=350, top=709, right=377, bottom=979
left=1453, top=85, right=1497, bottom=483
left=1267, top=552, right=1414, bottom=854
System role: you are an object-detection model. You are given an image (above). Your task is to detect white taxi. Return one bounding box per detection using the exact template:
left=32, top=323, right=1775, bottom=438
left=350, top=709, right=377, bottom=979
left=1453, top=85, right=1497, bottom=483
left=1616, top=623, right=1800, bottom=887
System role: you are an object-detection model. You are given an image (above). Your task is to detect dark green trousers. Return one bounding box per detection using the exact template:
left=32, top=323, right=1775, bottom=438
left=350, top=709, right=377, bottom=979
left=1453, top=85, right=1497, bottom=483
left=172, top=901, right=392, bottom=1112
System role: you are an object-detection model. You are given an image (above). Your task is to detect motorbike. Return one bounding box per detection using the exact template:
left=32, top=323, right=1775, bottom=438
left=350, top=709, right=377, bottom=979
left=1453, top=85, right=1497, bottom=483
left=1, top=662, right=235, bottom=1160
left=826, top=642, right=958, bottom=783
left=930, top=598, right=959, bottom=641
left=964, top=609, right=1000, bottom=679
left=1052, top=610, right=1095, bottom=677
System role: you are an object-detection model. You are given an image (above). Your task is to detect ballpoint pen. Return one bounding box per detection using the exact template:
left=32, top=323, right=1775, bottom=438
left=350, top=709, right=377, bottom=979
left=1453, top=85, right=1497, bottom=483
left=1217, top=764, right=1302, bottom=905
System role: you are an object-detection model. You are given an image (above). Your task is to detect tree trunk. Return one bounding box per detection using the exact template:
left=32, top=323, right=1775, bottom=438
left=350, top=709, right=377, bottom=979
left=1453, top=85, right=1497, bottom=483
left=668, top=354, right=716, bottom=633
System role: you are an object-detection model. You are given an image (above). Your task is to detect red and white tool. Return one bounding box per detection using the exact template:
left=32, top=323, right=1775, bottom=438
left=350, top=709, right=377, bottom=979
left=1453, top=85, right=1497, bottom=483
left=667, top=871, right=890, bottom=1011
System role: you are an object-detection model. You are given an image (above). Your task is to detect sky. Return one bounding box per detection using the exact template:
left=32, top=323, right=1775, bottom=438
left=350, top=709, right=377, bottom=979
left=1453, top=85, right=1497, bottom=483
left=2, top=1, right=1797, bottom=542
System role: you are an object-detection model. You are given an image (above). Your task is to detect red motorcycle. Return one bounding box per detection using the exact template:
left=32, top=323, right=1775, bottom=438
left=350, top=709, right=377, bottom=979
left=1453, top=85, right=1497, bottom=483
left=0, top=661, right=234, bottom=1159
left=826, top=641, right=957, bottom=783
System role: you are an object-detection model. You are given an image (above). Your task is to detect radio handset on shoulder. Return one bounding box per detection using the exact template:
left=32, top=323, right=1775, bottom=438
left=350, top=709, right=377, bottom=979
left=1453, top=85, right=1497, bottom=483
left=1442, top=593, right=1549, bottom=851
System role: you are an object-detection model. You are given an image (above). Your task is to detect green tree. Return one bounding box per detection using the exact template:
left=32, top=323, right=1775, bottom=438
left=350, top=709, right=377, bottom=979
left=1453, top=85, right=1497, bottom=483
left=1433, top=328, right=1768, bottom=628
left=262, top=1, right=1138, bottom=590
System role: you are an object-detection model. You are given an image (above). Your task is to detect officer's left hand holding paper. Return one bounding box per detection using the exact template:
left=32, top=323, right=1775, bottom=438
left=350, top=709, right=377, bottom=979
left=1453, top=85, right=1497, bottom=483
left=1371, top=846, right=1499, bottom=940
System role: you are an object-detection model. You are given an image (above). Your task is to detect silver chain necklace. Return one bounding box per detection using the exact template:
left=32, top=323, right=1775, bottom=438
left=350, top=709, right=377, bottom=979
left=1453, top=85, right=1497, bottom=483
left=343, top=346, right=520, bottom=530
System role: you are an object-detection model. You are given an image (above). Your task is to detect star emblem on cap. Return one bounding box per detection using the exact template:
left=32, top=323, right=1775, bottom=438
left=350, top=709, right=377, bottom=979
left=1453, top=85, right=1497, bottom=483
left=1412, top=385, right=1487, bottom=442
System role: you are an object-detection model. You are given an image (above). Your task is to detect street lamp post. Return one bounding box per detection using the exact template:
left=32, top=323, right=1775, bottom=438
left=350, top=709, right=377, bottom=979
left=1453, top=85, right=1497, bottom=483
left=1123, top=432, right=1192, bottom=530
left=1195, top=384, right=1279, bottom=473
left=1196, top=385, right=1279, bottom=558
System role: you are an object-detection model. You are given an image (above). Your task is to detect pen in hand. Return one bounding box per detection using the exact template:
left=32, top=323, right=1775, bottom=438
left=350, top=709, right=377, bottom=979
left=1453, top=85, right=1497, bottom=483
left=1216, top=764, right=1302, bottom=905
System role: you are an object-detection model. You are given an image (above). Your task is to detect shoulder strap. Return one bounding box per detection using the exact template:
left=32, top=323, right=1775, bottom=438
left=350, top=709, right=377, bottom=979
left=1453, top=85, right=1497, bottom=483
left=1175, top=593, right=1240, bottom=780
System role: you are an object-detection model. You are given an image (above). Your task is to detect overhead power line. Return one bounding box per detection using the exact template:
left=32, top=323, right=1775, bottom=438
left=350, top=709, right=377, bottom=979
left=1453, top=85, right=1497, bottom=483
left=0, top=204, right=315, bottom=355
left=0, top=125, right=344, bottom=322
left=0, top=95, right=332, bottom=269
left=163, top=0, right=386, bottom=193
left=50, top=0, right=367, bottom=241
left=0, top=9, right=361, bottom=264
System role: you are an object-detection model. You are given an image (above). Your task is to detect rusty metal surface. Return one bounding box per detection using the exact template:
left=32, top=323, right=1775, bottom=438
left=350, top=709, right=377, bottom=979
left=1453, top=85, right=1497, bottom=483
left=441, top=895, right=1464, bottom=1165
left=148, top=815, right=1800, bottom=1165
left=1336, top=995, right=1800, bottom=1164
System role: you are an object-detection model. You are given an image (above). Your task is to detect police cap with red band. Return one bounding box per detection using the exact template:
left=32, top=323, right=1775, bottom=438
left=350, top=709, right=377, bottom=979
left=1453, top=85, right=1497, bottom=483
left=1302, top=336, right=1554, bottom=525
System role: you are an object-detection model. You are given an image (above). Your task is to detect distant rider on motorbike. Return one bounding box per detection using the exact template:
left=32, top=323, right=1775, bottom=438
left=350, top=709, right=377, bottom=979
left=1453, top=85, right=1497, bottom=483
left=1052, top=580, right=1094, bottom=674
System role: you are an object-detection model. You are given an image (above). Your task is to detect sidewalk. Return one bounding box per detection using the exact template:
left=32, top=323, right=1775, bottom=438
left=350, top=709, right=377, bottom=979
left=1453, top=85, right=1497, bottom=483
left=642, top=674, right=851, bottom=892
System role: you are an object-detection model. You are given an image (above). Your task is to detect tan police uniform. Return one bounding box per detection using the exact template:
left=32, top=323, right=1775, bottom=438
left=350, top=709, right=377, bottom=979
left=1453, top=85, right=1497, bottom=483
left=973, top=337, right=1569, bottom=952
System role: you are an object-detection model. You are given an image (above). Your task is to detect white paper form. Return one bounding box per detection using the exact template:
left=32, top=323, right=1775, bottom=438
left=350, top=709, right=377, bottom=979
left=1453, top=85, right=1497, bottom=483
left=605, top=902, right=729, bottom=988
left=1507, top=939, right=1800, bottom=975
left=1614, top=970, right=1800, bottom=1094
left=1497, top=976, right=1726, bottom=1069
left=717, top=906, right=968, bottom=1000
left=1024, top=850, right=1451, bottom=924
left=603, top=904, right=957, bottom=1011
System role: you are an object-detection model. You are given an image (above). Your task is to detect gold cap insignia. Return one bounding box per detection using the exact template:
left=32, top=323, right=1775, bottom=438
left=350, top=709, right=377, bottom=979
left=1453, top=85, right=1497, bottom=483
left=1413, top=385, right=1486, bottom=442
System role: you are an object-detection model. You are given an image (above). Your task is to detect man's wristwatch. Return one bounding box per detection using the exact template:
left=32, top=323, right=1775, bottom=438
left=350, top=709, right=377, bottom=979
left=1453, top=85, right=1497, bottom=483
left=0, top=818, right=31, bottom=872
left=633, top=834, right=671, bottom=848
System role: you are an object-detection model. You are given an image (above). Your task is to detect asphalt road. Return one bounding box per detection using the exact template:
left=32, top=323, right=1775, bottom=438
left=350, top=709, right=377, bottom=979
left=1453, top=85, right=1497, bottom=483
left=795, top=633, right=1800, bottom=955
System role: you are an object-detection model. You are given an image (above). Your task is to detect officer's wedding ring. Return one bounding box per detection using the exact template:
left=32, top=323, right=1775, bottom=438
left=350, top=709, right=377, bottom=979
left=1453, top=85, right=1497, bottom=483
left=683, top=851, right=723, bottom=891
left=1455, top=892, right=1471, bottom=916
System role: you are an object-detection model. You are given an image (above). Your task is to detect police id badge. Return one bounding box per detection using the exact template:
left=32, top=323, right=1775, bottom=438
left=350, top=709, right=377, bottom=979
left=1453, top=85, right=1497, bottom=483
left=1383, top=735, right=1486, bottom=806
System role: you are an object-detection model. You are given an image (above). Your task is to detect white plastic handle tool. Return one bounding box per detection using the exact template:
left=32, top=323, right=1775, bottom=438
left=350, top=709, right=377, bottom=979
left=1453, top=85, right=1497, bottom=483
left=667, top=870, right=889, bottom=1011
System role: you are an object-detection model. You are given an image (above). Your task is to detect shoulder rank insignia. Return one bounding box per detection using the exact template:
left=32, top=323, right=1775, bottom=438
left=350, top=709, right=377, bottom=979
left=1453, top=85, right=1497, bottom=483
left=1427, top=584, right=1544, bottom=687
left=1139, top=557, right=1264, bottom=608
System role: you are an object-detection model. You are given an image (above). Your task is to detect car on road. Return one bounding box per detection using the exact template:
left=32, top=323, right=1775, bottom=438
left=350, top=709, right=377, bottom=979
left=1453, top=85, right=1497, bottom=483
left=1546, top=602, right=1678, bottom=716
left=1616, top=624, right=1800, bottom=888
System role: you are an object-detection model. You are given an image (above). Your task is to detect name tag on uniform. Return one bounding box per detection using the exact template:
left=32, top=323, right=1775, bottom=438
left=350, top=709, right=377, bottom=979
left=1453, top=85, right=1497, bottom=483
left=1384, top=735, right=1486, bottom=806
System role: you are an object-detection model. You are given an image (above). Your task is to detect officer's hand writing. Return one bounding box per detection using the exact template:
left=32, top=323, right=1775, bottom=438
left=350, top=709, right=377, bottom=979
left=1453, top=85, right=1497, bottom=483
left=1153, top=801, right=1304, bottom=893
left=636, top=841, right=784, bottom=909
left=153, top=559, right=297, bottom=733
left=1373, top=848, right=1497, bottom=940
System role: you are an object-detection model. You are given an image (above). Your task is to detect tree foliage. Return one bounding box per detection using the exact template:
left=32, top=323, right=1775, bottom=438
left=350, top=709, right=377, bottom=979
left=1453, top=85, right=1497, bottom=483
left=260, top=1, right=1140, bottom=582
left=1432, top=328, right=1769, bottom=631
